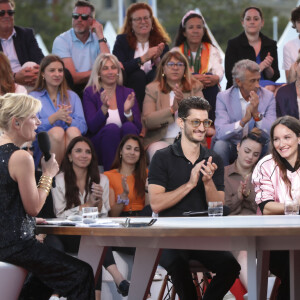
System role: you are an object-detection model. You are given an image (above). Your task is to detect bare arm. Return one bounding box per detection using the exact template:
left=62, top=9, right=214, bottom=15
left=262, top=201, right=284, bottom=215
left=9, top=151, right=59, bottom=216
left=62, top=57, right=91, bottom=85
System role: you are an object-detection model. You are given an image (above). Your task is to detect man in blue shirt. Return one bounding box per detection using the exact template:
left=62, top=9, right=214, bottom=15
left=52, top=0, right=109, bottom=96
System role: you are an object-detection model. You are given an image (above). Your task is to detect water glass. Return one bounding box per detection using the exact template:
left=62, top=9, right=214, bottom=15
left=284, top=201, right=300, bottom=215
left=82, top=207, right=98, bottom=220
left=208, top=202, right=223, bottom=217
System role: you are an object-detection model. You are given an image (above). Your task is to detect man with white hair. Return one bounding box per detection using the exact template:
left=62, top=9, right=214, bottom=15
left=213, top=59, right=276, bottom=166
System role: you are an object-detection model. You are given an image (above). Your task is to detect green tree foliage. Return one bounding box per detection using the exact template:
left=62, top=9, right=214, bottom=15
left=14, top=0, right=72, bottom=51
left=158, top=0, right=288, bottom=50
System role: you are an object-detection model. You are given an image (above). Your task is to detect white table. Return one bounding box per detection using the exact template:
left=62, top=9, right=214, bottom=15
left=37, top=215, right=300, bottom=300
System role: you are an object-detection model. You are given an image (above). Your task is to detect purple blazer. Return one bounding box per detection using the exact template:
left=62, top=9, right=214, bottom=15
left=275, top=82, right=299, bottom=119
left=83, top=85, right=142, bottom=136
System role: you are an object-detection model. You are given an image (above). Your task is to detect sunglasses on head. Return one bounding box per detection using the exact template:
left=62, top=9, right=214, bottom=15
left=72, top=13, right=91, bottom=20
left=21, top=146, right=34, bottom=151
left=0, top=10, right=15, bottom=17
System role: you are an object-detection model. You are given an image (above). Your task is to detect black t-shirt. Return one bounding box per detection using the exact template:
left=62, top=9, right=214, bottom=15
left=148, top=140, right=224, bottom=217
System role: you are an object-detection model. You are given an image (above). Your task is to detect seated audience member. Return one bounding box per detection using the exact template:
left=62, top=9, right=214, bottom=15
left=83, top=53, right=141, bottom=171
left=283, top=6, right=300, bottom=82
left=52, top=0, right=109, bottom=97
left=30, top=55, right=87, bottom=166
left=225, top=7, right=280, bottom=92
left=104, top=134, right=149, bottom=217
left=252, top=116, right=300, bottom=300
left=276, top=55, right=300, bottom=119
left=213, top=59, right=276, bottom=166
left=148, top=96, right=240, bottom=300
left=173, top=10, right=223, bottom=122
left=0, top=52, right=26, bottom=95
left=0, top=93, right=94, bottom=300
left=52, top=136, right=130, bottom=299
left=143, top=50, right=206, bottom=161
left=113, top=2, right=170, bottom=109
left=0, top=0, right=44, bottom=87
left=224, top=128, right=265, bottom=292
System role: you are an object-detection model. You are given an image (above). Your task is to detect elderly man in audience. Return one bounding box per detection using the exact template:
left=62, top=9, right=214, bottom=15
left=52, top=0, right=109, bottom=97
left=0, top=0, right=44, bottom=87
left=213, top=59, right=276, bottom=166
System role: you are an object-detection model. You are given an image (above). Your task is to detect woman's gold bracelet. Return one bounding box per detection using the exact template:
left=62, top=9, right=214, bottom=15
left=37, top=175, right=53, bottom=196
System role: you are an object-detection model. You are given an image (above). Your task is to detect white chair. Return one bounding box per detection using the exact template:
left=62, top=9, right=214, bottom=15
left=0, top=262, right=27, bottom=300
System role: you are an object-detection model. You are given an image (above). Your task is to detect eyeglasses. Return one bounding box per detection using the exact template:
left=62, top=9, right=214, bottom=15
left=0, top=10, right=15, bottom=17
left=166, top=62, right=185, bottom=68
left=132, top=16, right=151, bottom=23
left=182, top=118, right=213, bottom=128
left=21, top=146, right=34, bottom=151
left=72, top=13, right=91, bottom=21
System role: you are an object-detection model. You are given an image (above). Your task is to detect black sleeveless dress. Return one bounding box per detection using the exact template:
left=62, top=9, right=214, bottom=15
left=0, top=143, right=95, bottom=300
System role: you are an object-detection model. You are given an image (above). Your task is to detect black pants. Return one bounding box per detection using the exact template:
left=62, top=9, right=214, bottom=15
left=159, top=249, right=240, bottom=300
left=3, top=238, right=95, bottom=300
left=269, top=250, right=290, bottom=300
left=125, top=69, right=156, bottom=110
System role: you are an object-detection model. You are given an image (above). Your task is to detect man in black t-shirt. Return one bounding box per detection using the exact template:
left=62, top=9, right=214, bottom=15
left=148, top=96, right=240, bottom=300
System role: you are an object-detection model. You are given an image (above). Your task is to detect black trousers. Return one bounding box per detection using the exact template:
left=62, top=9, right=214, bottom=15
left=269, top=250, right=290, bottom=300
left=2, top=238, right=95, bottom=300
left=159, top=249, right=240, bottom=300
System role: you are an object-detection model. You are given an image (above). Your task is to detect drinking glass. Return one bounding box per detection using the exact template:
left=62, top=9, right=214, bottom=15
left=208, top=202, right=223, bottom=217
left=82, top=207, right=98, bottom=220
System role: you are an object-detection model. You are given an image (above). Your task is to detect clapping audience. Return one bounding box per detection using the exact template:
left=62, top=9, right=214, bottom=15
left=30, top=54, right=87, bottom=166
left=174, top=10, right=223, bottom=121
left=113, top=2, right=170, bottom=109
left=83, top=53, right=142, bottom=171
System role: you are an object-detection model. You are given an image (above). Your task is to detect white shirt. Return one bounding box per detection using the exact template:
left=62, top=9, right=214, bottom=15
left=0, top=29, right=22, bottom=72
left=282, top=38, right=300, bottom=71
left=164, top=91, right=180, bottom=138
left=52, top=172, right=110, bottom=219
left=106, top=108, right=122, bottom=127
left=134, top=41, right=152, bottom=74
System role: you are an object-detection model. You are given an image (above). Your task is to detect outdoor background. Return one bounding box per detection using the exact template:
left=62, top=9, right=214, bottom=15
left=13, top=0, right=298, bottom=52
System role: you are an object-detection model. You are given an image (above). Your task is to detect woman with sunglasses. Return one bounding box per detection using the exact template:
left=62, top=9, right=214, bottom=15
left=83, top=53, right=141, bottom=171
left=142, top=50, right=211, bottom=160
left=30, top=54, right=87, bottom=166
left=113, top=2, right=170, bottom=109
left=224, top=128, right=265, bottom=294
left=173, top=10, right=223, bottom=122
left=0, top=52, right=27, bottom=95
left=252, top=116, right=300, bottom=299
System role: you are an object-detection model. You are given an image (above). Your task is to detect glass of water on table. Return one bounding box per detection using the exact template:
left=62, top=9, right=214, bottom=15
left=82, top=207, right=98, bottom=221
left=208, top=201, right=223, bottom=217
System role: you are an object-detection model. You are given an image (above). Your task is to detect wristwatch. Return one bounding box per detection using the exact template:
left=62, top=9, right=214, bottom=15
left=98, top=37, right=107, bottom=43
left=253, top=113, right=263, bottom=122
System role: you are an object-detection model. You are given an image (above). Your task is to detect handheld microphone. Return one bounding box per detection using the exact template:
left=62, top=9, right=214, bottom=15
left=37, top=131, right=56, bottom=188
left=37, top=131, right=51, bottom=161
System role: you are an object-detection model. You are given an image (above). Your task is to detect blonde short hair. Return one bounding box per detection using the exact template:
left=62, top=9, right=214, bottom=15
left=0, top=93, right=41, bottom=131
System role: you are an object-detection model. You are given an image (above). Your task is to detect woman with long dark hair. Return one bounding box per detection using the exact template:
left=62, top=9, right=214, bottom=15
left=0, top=93, right=94, bottom=300
left=30, top=54, right=87, bottom=165
left=173, top=10, right=223, bottom=121
left=52, top=136, right=129, bottom=299
left=104, top=134, right=148, bottom=217
left=252, top=116, right=300, bottom=299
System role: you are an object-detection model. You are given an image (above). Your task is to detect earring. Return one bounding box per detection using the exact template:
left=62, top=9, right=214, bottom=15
left=120, top=154, right=122, bottom=159
left=116, top=73, right=119, bottom=77
left=162, top=73, right=165, bottom=77
left=69, top=158, right=72, bottom=162
left=15, top=121, right=19, bottom=126
left=42, top=76, right=45, bottom=80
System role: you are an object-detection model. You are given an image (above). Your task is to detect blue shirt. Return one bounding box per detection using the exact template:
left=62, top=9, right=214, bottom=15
left=52, top=28, right=100, bottom=72
left=29, top=89, right=87, bottom=134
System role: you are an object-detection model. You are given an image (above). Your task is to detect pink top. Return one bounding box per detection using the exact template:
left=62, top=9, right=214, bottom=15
left=252, top=154, right=300, bottom=214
